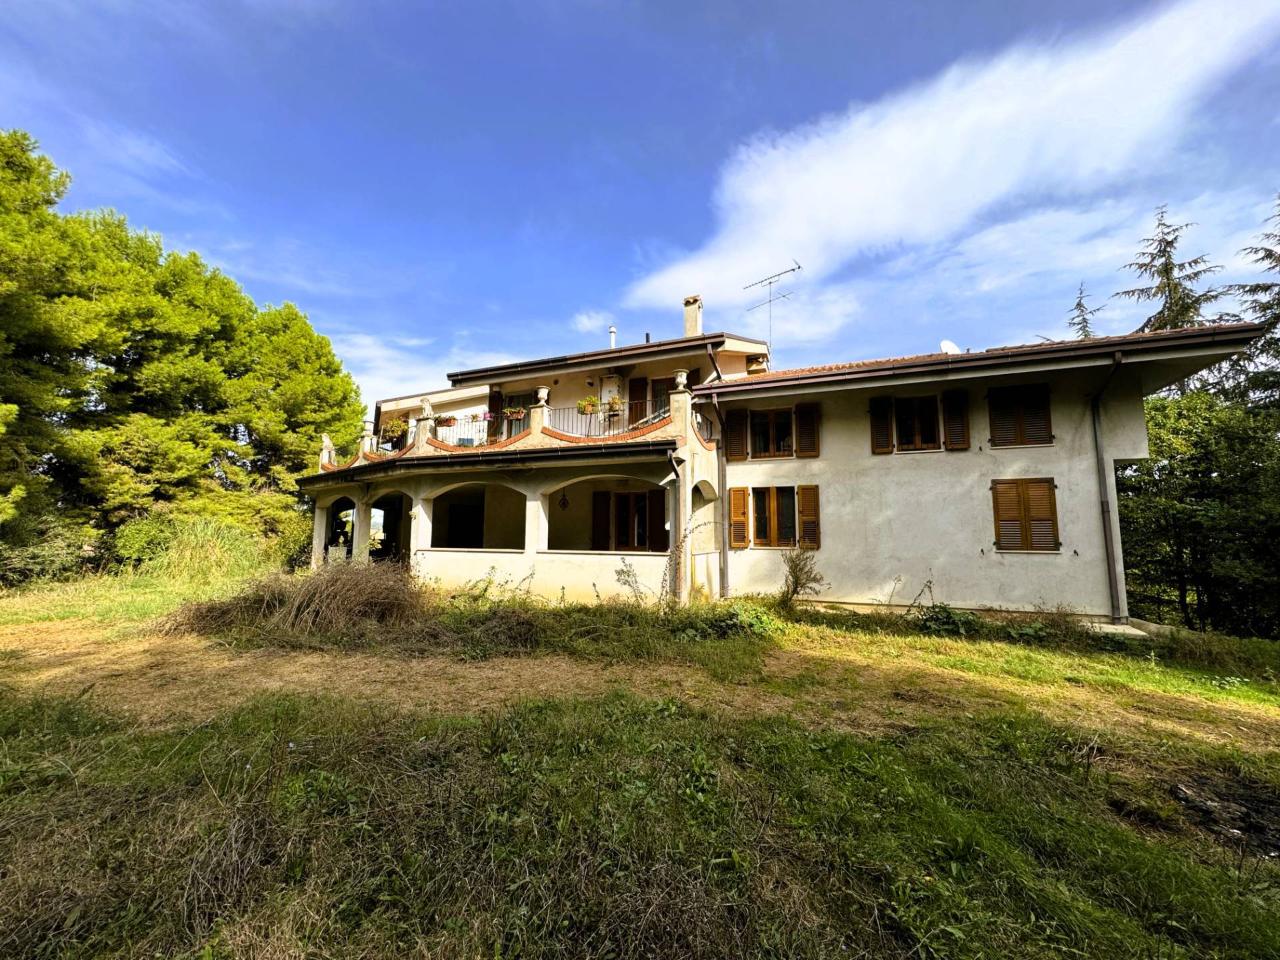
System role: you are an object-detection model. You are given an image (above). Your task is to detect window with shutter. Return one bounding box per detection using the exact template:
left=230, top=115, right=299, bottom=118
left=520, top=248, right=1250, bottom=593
left=895, top=396, right=941, bottom=451
left=797, top=485, right=820, bottom=549
left=988, top=385, right=1053, bottom=446
left=728, top=488, right=750, bottom=549
left=991, top=478, right=1059, bottom=551
left=725, top=410, right=749, bottom=461
left=942, top=390, right=970, bottom=450
left=869, top=397, right=894, bottom=454
left=795, top=403, right=820, bottom=457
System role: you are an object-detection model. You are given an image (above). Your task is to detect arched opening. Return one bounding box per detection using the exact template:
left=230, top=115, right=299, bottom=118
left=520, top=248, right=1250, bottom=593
left=324, top=496, right=356, bottom=561
left=430, top=484, right=525, bottom=550
left=547, top=477, right=669, bottom=552
left=690, top=482, right=718, bottom=555
left=370, top=491, right=413, bottom=562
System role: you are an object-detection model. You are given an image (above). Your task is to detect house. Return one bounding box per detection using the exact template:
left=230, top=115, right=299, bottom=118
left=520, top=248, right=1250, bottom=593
left=299, top=298, right=1264, bottom=621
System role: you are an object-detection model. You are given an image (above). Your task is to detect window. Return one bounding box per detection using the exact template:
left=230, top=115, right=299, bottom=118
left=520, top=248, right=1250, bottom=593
left=894, top=396, right=940, bottom=451
left=725, top=406, right=821, bottom=461
left=591, top=489, right=669, bottom=552
left=991, top=478, right=1059, bottom=551
left=750, top=410, right=794, bottom=458
left=988, top=385, right=1053, bottom=446
left=730, top=486, right=820, bottom=549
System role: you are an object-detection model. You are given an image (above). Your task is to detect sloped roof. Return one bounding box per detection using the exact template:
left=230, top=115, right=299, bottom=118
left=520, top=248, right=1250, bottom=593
left=694, top=322, right=1267, bottom=395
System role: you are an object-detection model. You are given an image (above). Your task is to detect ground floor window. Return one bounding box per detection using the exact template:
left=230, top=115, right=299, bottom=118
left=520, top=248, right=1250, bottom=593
left=729, top=485, right=820, bottom=550
left=990, top=477, right=1059, bottom=551
left=752, top=486, right=797, bottom=547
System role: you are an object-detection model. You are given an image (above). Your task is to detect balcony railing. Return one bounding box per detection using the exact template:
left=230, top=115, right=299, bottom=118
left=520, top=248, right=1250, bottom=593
left=546, top=399, right=669, bottom=439
left=429, top=417, right=502, bottom=448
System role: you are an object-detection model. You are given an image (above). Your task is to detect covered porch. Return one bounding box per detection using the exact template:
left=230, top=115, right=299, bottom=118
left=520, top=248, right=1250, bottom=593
left=307, top=449, right=701, bottom=602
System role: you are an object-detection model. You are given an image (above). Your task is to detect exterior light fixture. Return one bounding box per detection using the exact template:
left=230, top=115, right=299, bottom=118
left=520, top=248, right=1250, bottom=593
left=558, top=492, right=570, bottom=511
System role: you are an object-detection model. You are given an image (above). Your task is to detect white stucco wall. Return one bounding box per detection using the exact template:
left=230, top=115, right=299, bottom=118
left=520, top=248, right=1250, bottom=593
left=721, top=369, right=1149, bottom=617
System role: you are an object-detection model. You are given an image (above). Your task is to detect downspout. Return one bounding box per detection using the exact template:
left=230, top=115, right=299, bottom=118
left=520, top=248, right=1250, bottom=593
left=666, top=449, right=684, bottom=602
left=709, top=395, right=730, bottom=598
left=1092, top=351, right=1125, bottom=624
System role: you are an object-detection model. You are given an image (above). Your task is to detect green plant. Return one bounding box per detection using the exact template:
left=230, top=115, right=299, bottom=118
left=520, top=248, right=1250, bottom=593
left=778, top=548, right=827, bottom=608
left=577, top=396, right=600, bottom=415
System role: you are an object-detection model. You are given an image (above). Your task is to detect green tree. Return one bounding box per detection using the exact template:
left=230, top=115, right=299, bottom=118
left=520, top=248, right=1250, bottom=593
left=1117, top=206, right=1223, bottom=332
left=0, top=130, right=364, bottom=575
left=1067, top=282, right=1101, bottom=339
left=1222, top=194, right=1280, bottom=408
left=1117, top=392, right=1280, bottom=637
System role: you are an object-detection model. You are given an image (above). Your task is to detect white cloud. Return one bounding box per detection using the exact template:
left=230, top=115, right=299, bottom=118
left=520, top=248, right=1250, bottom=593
left=625, top=0, right=1280, bottom=328
left=327, top=332, right=518, bottom=416
left=571, top=309, right=613, bottom=333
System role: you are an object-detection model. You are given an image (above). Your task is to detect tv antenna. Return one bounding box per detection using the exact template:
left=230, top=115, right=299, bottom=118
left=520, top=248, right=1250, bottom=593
left=744, top=259, right=802, bottom=352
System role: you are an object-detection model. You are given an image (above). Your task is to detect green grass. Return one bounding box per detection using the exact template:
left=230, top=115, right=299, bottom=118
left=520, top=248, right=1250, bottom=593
left=1, top=689, right=1276, bottom=959
left=0, top=569, right=241, bottom=627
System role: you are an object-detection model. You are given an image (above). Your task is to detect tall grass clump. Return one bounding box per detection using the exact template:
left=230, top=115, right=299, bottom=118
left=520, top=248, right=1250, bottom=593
left=164, top=563, right=780, bottom=674
left=115, top=515, right=269, bottom=582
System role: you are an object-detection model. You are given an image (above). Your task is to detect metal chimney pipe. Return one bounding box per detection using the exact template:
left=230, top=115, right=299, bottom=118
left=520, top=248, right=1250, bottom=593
left=609, top=324, right=617, bottom=349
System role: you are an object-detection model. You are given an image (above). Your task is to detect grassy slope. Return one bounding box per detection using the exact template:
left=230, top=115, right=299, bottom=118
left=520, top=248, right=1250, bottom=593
left=1, top=574, right=1278, bottom=958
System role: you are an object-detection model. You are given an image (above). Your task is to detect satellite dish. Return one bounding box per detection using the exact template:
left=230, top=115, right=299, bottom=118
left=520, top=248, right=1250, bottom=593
left=940, top=339, right=962, bottom=355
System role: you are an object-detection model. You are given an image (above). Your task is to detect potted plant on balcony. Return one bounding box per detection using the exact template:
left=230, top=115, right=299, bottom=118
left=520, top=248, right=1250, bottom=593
left=502, top=406, right=527, bottom=421
left=577, top=396, right=599, bottom=415
left=606, top=396, right=624, bottom=418
left=435, top=414, right=457, bottom=427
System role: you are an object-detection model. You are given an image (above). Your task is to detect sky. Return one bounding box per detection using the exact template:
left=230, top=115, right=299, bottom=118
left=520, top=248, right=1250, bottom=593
left=4, top=0, right=1280, bottom=409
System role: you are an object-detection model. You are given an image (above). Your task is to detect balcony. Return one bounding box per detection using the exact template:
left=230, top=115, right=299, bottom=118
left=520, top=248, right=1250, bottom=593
left=545, top=399, right=669, bottom=439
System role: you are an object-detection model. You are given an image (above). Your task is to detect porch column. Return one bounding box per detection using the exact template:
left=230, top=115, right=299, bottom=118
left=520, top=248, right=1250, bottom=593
left=351, top=499, right=372, bottom=562
left=523, top=492, right=547, bottom=555
left=409, top=496, right=433, bottom=575
left=310, top=503, right=328, bottom=570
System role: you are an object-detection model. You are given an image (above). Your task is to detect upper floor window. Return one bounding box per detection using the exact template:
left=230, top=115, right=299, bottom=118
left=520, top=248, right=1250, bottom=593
left=894, top=396, right=940, bottom=451
left=725, top=404, right=820, bottom=461
left=988, top=385, right=1052, bottom=446
left=870, top=391, right=969, bottom=455
left=750, top=410, right=793, bottom=458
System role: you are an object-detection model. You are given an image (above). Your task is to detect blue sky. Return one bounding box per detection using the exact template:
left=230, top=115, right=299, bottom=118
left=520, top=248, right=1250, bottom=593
left=4, top=0, right=1280, bottom=407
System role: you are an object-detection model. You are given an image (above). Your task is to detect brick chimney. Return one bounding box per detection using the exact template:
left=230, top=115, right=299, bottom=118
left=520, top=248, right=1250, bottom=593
left=682, top=294, right=703, bottom=337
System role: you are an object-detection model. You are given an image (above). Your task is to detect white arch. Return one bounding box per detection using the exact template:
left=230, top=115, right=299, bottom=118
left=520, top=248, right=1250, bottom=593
left=424, top=478, right=530, bottom=500
left=316, top=491, right=360, bottom=511
left=538, top=473, right=665, bottom=497
left=692, top=477, right=718, bottom=501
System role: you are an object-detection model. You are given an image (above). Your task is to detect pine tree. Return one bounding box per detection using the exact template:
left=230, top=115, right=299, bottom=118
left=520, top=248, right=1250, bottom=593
left=1067, top=282, right=1101, bottom=339
left=1117, top=206, right=1223, bottom=332
left=1224, top=194, right=1280, bottom=408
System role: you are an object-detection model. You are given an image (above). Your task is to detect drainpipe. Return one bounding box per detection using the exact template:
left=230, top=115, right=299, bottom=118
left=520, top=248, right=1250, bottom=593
left=1092, top=351, right=1125, bottom=624
left=708, top=395, right=730, bottom=598
left=666, top=449, right=684, bottom=603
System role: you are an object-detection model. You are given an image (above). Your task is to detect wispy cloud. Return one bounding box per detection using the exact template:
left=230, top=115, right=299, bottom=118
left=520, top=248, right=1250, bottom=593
left=625, top=0, right=1280, bottom=335
left=326, top=331, right=519, bottom=415
left=571, top=309, right=612, bottom=333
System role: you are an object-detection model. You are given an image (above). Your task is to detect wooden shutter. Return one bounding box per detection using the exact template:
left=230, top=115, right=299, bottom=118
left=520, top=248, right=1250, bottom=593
left=795, top=403, right=820, bottom=458
left=728, top=487, right=749, bottom=549
left=1024, top=478, right=1059, bottom=551
left=1021, top=386, right=1053, bottom=444
left=988, top=389, right=1019, bottom=447
left=988, top=385, right=1052, bottom=446
left=627, top=377, right=648, bottom=425
left=487, top=389, right=504, bottom=441
left=725, top=409, right=749, bottom=461
left=797, top=485, right=820, bottom=550
left=647, top=488, right=669, bottom=552
left=942, top=390, right=970, bottom=450
left=991, top=478, right=1059, bottom=551
left=869, top=397, right=894, bottom=454
left=591, top=491, right=611, bottom=550
left=991, top=480, right=1025, bottom=550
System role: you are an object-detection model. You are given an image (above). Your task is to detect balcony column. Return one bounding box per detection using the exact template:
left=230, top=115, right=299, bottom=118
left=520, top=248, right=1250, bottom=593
left=310, top=502, right=329, bottom=569
left=351, top=499, right=372, bottom=562
left=669, top=370, right=693, bottom=604
left=528, top=385, right=549, bottom=435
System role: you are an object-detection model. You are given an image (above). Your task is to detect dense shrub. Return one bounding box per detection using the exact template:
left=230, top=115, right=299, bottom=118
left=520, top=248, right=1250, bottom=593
left=0, top=513, right=95, bottom=586
left=116, top=515, right=269, bottom=581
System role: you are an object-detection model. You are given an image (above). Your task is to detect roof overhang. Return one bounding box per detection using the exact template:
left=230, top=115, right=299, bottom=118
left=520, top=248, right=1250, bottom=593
left=445, top=331, right=767, bottom=387
left=692, top=323, right=1266, bottom=403
left=298, top=440, right=679, bottom=491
